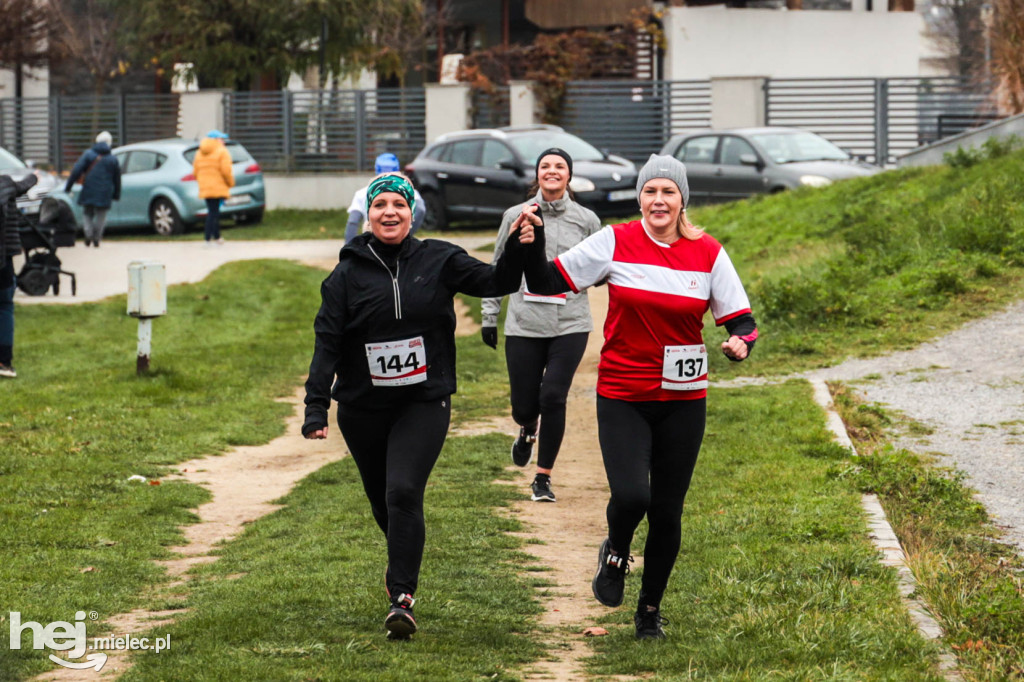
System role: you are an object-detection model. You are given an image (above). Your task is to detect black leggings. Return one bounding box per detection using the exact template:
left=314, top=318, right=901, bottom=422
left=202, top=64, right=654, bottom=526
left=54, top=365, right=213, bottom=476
left=596, top=395, right=706, bottom=608
left=337, top=398, right=451, bottom=597
left=505, top=333, right=588, bottom=470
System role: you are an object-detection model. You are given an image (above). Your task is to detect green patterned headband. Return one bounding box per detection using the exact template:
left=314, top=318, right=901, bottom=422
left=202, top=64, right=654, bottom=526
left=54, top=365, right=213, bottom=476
left=367, top=174, right=415, bottom=212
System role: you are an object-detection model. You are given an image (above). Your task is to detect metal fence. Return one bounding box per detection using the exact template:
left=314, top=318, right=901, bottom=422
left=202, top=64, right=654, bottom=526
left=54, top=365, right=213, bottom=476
left=559, top=80, right=712, bottom=165
left=224, top=88, right=426, bottom=173
left=471, top=87, right=511, bottom=129
left=765, top=77, right=996, bottom=165
left=0, top=94, right=179, bottom=173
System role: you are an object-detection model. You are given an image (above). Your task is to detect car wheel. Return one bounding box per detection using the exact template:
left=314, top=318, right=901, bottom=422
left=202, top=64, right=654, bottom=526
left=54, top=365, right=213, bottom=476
left=150, top=197, right=185, bottom=236
left=422, top=191, right=447, bottom=231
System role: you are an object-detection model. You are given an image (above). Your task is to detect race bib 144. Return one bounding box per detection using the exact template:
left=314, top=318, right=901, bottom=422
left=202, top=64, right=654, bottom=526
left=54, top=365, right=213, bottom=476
left=366, top=336, right=428, bottom=387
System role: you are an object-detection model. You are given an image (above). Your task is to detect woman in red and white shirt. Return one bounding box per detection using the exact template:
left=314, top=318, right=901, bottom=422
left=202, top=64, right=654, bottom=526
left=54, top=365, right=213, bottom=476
left=515, top=154, right=758, bottom=640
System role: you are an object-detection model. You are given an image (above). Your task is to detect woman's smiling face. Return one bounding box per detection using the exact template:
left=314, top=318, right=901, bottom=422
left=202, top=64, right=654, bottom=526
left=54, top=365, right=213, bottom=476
left=639, top=178, right=683, bottom=235
left=368, top=192, right=412, bottom=244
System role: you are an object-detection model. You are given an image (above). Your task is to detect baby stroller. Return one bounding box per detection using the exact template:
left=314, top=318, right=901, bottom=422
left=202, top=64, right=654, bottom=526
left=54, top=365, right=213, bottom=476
left=16, top=197, right=77, bottom=296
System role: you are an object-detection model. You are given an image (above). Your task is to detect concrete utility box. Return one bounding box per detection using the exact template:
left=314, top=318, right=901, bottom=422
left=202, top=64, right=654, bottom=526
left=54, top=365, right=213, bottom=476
left=127, top=261, right=167, bottom=318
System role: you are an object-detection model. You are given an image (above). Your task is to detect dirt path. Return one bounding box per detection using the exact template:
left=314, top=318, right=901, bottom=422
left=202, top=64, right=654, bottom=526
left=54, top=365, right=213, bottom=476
left=504, top=287, right=646, bottom=682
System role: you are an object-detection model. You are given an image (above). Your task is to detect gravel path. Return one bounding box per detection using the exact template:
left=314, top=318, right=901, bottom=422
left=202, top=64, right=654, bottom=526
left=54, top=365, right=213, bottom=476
left=804, top=299, right=1024, bottom=555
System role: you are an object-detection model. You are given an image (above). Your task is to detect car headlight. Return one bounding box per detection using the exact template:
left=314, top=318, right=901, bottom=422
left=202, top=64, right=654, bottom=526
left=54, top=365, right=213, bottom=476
left=799, top=175, right=832, bottom=188
left=568, top=176, right=596, bottom=193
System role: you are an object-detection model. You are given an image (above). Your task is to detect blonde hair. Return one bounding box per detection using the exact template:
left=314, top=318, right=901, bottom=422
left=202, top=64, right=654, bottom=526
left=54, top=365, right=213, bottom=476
left=678, top=209, right=704, bottom=241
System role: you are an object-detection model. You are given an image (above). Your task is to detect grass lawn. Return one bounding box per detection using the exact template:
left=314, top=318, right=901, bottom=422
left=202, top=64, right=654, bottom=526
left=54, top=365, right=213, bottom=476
left=119, top=382, right=942, bottom=682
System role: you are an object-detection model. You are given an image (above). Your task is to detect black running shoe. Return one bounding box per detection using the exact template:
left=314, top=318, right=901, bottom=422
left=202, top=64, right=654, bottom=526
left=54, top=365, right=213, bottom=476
left=530, top=474, right=556, bottom=502
left=592, top=538, right=631, bottom=607
left=510, top=426, right=537, bottom=467
left=384, top=593, right=417, bottom=640
left=634, top=606, right=669, bottom=640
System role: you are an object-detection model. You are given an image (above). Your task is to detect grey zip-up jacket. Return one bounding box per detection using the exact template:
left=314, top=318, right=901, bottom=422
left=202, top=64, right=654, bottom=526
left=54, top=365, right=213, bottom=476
left=482, top=192, right=601, bottom=338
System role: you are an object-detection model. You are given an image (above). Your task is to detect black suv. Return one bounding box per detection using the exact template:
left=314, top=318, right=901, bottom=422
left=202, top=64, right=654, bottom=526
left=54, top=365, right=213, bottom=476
left=405, top=125, right=638, bottom=229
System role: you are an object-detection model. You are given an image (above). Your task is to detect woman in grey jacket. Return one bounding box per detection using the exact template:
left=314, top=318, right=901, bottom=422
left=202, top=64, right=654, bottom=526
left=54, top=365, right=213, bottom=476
left=481, top=149, right=601, bottom=502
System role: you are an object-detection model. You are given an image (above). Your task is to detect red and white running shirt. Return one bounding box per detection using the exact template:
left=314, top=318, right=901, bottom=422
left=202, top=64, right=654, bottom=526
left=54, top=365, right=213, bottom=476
left=554, top=220, right=751, bottom=401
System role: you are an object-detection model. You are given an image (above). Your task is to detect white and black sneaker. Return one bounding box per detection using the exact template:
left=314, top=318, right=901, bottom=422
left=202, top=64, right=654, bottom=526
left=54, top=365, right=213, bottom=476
left=592, top=538, right=631, bottom=607
left=0, top=363, right=16, bottom=379
left=511, top=426, right=537, bottom=467
left=530, top=474, right=556, bottom=502
left=384, top=593, right=417, bottom=640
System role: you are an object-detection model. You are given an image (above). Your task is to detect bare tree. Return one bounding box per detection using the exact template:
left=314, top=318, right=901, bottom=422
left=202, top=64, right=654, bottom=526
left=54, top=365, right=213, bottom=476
left=45, top=0, right=126, bottom=97
left=923, top=0, right=989, bottom=80
left=991, top=0, right=1024, bottom=112
left=0, top=0, right=59, bottom=96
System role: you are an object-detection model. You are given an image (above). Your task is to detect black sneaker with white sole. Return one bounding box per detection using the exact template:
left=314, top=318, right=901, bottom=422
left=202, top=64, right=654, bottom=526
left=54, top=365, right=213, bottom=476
left=384, top=593, right=417, bottom=640
left=592, top=538, right=632, bottom=607
left=634, top=605, right=669, bottom=640
left=530, top=474, right=556, bottom=502
left=510, top=426, right=537, bottom=467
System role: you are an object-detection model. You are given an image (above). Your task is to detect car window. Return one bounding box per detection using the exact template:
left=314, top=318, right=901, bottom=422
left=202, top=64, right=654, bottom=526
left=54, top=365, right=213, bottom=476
left=480, top=140, right=515, bottom=169
left=448, top=140, right=482, bottom=166
left=424, top=145, right=445, bottom=161
left=676, top=136, right=718, bottom=164
left=123, top=151, right=165, bottom=174
left=113, top=152, right=129, bottom=170
left=225, top=143, right=252, bottom=163
left=182, top=142, right=252, bottom=164
left=719, top=137, right=757, bottom=166
left=506, top=132, right=604, bottom=164
left=750, top=131, right=849, bottom=164
left=0, top=146, right=27, bottom=171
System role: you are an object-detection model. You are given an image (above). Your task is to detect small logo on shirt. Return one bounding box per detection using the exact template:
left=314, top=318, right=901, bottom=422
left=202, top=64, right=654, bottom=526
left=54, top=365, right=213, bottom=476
left=688, top=279, right=698, bottom=290
left=631, top=273, right=646, bottom=280
left=409, top=338, right=423, bottom=348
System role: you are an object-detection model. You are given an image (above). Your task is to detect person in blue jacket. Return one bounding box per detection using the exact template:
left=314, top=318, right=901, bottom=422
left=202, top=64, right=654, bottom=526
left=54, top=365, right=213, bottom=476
left=64, top=131, right=121, bottom=247
left=345, top=154, right=425, bottom=242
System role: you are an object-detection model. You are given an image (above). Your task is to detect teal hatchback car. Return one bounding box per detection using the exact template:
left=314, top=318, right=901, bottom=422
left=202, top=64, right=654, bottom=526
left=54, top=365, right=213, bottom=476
left=50, top=138, right=266, bottom=236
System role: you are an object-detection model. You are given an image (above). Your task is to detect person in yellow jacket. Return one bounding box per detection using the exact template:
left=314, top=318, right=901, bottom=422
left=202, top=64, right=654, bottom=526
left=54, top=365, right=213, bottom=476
left=193, top=129, right=235, bottom=245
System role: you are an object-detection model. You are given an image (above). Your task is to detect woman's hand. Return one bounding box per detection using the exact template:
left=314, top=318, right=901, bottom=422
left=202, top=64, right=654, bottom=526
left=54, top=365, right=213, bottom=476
left=304, top=426, right=329, bottom=439
left=721, top=335, right=749, bottom=361
left=510, top=204, right=541, bottom=244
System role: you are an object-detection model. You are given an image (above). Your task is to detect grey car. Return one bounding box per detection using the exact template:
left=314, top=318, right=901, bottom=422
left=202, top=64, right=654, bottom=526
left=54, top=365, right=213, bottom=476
left=659, top=127, right=881, bottom=204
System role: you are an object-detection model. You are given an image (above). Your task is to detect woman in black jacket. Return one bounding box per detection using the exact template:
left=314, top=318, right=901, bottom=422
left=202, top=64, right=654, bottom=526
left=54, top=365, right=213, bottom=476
left=0, top=172, right=39, bottom=378
left=302, top=173, right=533, bottom=640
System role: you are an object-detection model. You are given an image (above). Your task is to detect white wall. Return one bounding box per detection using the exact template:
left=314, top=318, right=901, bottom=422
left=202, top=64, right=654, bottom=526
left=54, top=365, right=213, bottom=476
left=0, top=66, right=50, bottom=99
left=664, top=6, right=924, bottom=80
left=264, top=173, right=375, bottom=210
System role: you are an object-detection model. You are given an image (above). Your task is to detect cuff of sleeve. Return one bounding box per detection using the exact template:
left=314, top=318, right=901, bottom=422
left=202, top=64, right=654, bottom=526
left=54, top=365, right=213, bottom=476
left=302, top=419, right=327, bottom=437
left=482, top=314, right=498, bottom=328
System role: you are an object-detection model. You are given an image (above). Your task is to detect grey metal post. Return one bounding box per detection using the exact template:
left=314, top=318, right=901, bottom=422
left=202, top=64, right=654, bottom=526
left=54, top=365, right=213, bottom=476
left=356, top=90, right=368, bottom=171
left=283, top=91, right=293, bottom=173
left=53, top=96, right=63, bottom=173
left=874, top=79, right=889, bottom=166
left=118, top=92, right=127, bottom=146
left=763, top=79, right=771, bottom=126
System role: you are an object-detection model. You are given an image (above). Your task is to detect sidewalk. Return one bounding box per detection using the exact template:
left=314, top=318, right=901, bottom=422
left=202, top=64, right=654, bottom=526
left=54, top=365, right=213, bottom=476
left=14, top=236, right=495, bottom=305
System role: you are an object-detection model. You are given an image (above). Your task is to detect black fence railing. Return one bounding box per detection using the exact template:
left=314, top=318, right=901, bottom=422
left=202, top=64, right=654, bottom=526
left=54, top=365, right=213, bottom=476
left=0, top=79, right=1003, bottom=175
left=559, top=80, right=712, bottom=166
left=0, top=94, right=180, bottom=173
left=765, top=77, right=997, bottom=165
left=223, top=88, right=426, bottom=173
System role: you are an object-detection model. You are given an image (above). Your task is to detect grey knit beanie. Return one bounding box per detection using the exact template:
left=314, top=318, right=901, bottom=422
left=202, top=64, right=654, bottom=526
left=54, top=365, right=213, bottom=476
left=636, top=154, right=689, bottom=208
